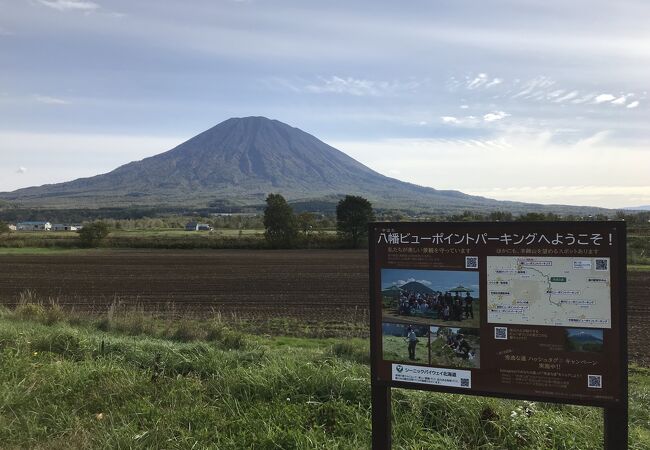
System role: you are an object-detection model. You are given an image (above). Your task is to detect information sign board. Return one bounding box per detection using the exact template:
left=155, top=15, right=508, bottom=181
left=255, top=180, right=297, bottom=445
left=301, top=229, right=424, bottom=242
left=368, top=221, right=627, bottom=448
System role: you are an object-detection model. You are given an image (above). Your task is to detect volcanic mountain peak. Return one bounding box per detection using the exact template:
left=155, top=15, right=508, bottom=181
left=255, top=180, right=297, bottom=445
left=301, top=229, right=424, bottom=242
left=0, top=116, right=610, bottom=214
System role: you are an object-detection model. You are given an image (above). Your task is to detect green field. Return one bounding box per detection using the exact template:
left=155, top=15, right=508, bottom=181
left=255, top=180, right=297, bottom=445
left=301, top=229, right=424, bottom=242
left=382, top=334, right=428, bottom=364
left=1, top=306, right=650, bottom=449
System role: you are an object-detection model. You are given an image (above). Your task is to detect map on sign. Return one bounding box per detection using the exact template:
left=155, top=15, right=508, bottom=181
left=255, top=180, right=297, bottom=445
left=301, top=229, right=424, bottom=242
left=487, top=256, right=611, bottom=328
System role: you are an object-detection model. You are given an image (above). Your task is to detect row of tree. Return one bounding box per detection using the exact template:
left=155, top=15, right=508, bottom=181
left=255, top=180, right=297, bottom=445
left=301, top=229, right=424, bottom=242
left=263, top=194, right=375, bottom=248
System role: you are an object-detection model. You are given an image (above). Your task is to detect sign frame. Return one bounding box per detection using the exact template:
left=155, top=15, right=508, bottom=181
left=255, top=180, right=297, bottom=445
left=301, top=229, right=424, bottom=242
left=368, top=221, right=627, bottom=449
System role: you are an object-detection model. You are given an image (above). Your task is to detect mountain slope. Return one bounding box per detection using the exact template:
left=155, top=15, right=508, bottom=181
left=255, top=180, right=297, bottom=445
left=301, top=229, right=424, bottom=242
left=0, top=117, right=606, bottom=213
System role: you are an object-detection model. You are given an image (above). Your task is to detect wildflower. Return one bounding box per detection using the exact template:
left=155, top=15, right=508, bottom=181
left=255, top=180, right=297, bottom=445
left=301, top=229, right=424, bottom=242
left=33, top=352, right=38, bottom=356
left=95, top=413, right=104, bottom=421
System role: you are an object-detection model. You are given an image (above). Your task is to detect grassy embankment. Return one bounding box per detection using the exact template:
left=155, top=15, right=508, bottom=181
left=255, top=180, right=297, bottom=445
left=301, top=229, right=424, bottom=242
left=1, top=304, right=649, bottom=449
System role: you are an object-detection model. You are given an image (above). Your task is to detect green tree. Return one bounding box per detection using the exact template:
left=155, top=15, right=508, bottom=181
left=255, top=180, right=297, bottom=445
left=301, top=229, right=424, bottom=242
left=297, top=212, right=316, bottom=235
left=336, top=195, right=375, bottom=248
left=263, top=194, right=298, bottom=247
left=78, top=222, right=111, bottom=247
left=0, top=221, right=10, bottom=234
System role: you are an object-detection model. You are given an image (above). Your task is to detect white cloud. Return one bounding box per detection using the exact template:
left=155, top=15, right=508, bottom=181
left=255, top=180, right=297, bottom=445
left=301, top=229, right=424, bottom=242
left=304, top=76, right=418, bottom=97
left=554, top=90, right=579, bottom=102
left=627, top=100, right=640, bottom=108
left=485, top=78, right=503, bottom=88
left=416, top=279, right=432, bottom=286
left=511, top=76, right=555, bottom=99
left=575, top=130, right=610, bottom=147
left=441, top=116, right=461, bottom=124
left=467, top=73, right=488, bottom=89
left=16, top=167, right=27, bottom=174
left=593, top=94, right=616, bottom=104
left=460, top=105, right=469, bottom=109
left=611, top=96, right=627, bottom=105
left=34, top=95, right=69, bottom=105
left=483, top=111, right=510, bottom=122
left=37, top=0, right=100, bottom=11
left=572, top=93, right=597, bottom=104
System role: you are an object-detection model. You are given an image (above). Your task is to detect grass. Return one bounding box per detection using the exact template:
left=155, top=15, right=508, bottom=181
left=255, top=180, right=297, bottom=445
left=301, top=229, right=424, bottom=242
left=0, top=306, right=649, bottom=449
left=629, top=264, right=650, bottom=272
left=0, top=247, right=92, bottom=255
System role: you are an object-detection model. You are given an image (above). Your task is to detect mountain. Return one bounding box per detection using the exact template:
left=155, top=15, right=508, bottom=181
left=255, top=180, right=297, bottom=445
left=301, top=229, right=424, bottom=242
left=569, top=331, right=603, bottom=344
left=399, top=281, right=435, bottom=295
left=0, top=117, right=608, bottom=214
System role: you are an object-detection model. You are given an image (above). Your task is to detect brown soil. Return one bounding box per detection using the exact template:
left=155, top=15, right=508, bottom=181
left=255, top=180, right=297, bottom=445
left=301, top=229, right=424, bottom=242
left=1, top=250, right=647, bottom=364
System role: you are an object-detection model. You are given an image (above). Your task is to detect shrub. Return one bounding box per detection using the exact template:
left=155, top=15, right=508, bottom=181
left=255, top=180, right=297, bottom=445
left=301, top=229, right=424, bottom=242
left=78, top=222, right=110, bottom=247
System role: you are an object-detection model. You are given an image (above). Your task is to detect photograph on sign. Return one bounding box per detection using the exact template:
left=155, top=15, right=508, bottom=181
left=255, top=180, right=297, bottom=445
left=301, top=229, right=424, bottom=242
left=380, top=268, right=479, bottom=327
left=382, top=322, right=429, bottom=363
left=429, top=326, right=480, bottom=369
left=565, top=328, right=604, bottom=353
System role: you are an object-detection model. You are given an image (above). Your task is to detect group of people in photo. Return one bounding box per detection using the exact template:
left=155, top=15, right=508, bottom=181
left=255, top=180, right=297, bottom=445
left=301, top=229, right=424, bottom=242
left=397, top=290, right=474, bottom=321
left=442, top=331, right=475, bottom=360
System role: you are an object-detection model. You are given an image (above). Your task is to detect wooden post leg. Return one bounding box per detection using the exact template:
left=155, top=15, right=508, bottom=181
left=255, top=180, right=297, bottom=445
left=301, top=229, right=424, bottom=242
left=603, top=405, right=628, bottom=449
left=371, top=384, right=391, bottom=450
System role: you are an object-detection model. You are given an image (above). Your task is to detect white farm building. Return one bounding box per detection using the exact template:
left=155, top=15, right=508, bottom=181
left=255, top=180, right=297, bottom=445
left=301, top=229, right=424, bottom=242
left=17, top=221, right=52, bottom=231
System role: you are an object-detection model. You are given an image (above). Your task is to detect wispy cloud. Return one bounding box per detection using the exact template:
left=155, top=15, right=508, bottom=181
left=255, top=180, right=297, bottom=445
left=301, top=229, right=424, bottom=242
left=304, top=76, right=419, bottom=97
left=34, top=95, right=70, bottom=105
left=575, top=130, right=610, bottom=147
left=16, top=167, right=27, bottom=174
left=627, top=100, right=640, bottom=108
left=466, top=73, right=503, bottom=90
left=554, top=90, right=579, bottom=103
left=511, top=76, right=555, bottom=99
left=37, top=0, right=100, bottom=11
left=466, top=73, right=488, bottom=89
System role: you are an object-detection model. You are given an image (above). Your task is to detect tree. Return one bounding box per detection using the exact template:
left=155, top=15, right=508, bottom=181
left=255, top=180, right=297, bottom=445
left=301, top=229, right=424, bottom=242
left=0, top=221, right=10, bottom=234
left=263, top=194, right=298, bottom=247
left=297, top=212, right=316, bottom=235
left=78, top=222, right=110, bottom=247
left=336, top=195, right=375, bottom=248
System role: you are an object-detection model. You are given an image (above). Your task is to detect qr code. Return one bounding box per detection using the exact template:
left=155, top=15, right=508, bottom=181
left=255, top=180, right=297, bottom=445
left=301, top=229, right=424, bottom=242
left=465, top=256, right=479, bottom=269
left=595, top=259, right=608, bottom=271
left=494, top=327, right=508, bottom=340
left=588, top=374, right=602, bottom=389
left=460, top=378, right=470, bottom=387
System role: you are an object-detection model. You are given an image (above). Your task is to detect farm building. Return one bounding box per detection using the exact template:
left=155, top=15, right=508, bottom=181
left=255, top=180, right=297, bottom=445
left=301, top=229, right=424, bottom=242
left=51, top=224, right=83, bottom=231
left=8, top=224, right=17, bottom=231
left=185, top=222, right=213, bottom=231
left=17, top=221, right=52, bottom=231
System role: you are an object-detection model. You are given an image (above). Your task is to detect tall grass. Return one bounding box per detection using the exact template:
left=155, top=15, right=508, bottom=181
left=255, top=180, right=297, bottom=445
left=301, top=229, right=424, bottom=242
left=1, top=304, right=649, bottom=448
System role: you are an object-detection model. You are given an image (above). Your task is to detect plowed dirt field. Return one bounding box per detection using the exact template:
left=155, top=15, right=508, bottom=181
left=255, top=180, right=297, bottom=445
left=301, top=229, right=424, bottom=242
left=1, top=250, right=648, bottom=364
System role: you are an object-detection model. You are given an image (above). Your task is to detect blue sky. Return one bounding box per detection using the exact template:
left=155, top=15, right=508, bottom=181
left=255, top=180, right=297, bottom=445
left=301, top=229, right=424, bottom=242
left=1, top=0, right=649, bottom=207
left=381, top=269, right=479, bottom=295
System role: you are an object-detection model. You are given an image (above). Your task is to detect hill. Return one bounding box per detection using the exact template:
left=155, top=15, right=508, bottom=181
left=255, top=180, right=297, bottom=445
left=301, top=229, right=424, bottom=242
left=0, top=117, right=609, bottom=214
